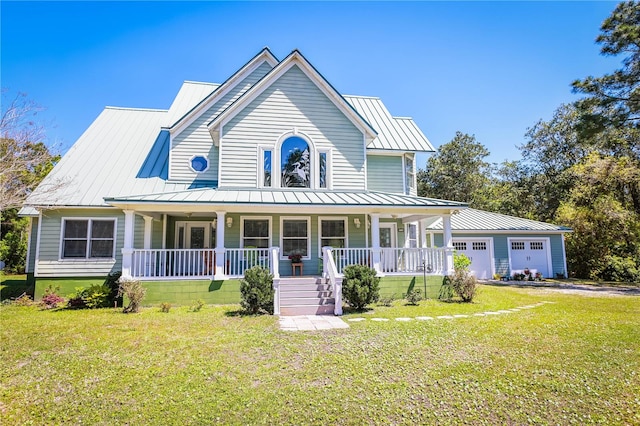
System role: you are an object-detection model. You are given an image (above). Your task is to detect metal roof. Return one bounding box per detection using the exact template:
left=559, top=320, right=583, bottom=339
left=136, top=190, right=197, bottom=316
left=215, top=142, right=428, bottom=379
left=345, top=96, right=435, bottom=152
left=425, top=208, right=571, bottom=232
left=25, top=107, right=196, bottom=207
left=105, top=188, right=466, bottom=210
left=165, top=81, right=219, bottom=126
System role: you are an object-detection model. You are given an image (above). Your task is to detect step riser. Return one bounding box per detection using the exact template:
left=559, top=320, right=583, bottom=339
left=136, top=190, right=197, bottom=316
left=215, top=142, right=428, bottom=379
left=280, top=305, right=336, bottom=316
left=279, top=285, right=331, bottom=292
left=281, top=297, right=335, bottom=306
left=278, top=278, right=325, bottom=285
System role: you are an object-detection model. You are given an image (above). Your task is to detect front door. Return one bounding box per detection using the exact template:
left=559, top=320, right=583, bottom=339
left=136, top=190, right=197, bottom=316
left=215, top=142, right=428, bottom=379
left=379, top=223, right=397, bottom=272
left=175, top=221, right=215, bottom=276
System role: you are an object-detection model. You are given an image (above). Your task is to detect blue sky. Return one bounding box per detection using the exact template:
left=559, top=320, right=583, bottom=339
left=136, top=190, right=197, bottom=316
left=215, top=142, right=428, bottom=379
left=2, top=1, right=618, bottom=167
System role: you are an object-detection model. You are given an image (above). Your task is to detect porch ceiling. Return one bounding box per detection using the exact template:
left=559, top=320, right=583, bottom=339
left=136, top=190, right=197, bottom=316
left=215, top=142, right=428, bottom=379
left=104, top=188, right=467, bottom=215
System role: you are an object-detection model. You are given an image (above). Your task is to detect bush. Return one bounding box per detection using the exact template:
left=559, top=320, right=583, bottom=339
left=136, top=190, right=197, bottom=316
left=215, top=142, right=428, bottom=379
left=377, top=294, right=395, bottom=307
left=67, top=284, right=111, bottom=309
left=40, top=285, right=65, bottom=309
left=13, top=294, right=34, bottom=307
left=240, top=266, right=274, bottom=314
left=598, top=255, right=640, bottom=283
left=341, top=264, right=380, bottom=310
left=159, top=302, right=171, bottom=313
left=446, top=253, right=478, bottom=302
left=103, top=271, right=123, bottom=307
left=117, top=277, right=146, bottom=313
left=404, top=289, right=423, bottom=305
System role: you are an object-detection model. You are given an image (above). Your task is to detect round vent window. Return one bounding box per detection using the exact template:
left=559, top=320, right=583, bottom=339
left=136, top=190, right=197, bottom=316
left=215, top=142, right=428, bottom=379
left=190, top=155, right=209, bottom=173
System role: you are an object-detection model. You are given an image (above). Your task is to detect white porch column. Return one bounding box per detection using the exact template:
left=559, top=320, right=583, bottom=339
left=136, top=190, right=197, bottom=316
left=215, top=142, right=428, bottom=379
left=214, top=211, right=227, bottom=280
left=442, top=214, right=454, bottom=274
left=143, top=216, right=153, bottom=249
left=121, top=210, right=135, bottom=278
left=419, top=219, right=428, bottom=248
left=370, top=213, right=382, bottom=274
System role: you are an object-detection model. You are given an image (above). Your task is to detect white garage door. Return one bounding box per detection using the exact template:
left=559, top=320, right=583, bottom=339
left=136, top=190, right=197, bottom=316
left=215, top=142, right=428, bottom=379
left=509, top=239, right=551, bottom=277
left=453, top=238, right=493, bottom=279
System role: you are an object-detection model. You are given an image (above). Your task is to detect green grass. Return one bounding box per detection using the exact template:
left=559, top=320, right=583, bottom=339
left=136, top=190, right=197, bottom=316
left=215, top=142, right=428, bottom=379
left=0, top=274, right=31, bottom=301
left=1, top=285, right=639, bottom=425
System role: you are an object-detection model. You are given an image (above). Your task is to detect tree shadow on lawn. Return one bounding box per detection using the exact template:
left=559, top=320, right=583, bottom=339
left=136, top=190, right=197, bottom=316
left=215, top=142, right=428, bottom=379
left=483, top=280, right=640, bottom=295
left=224, top=308, right=273, bottom=317
left=0, top=275, right=33, bottom=301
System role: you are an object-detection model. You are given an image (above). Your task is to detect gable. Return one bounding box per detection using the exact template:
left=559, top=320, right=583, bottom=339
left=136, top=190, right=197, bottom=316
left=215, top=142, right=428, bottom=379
left=219, top=64, right=366, bottom=189
left=168, top=61, right=274, bottom=182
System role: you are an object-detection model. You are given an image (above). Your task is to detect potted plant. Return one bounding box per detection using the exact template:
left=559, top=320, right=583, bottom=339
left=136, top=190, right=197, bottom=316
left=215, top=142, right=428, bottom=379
left=288, top=253, right=303, bottom=264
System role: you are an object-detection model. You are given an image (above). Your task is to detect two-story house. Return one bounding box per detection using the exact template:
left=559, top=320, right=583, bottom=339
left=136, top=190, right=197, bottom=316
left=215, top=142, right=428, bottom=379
left=21, top=48, right=570, bottom=314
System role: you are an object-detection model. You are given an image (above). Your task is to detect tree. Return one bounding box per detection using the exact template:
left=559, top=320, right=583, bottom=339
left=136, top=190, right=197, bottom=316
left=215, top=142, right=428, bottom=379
left=1, top=90, right=59, bottom=273
left=1, top=90, right=59, bottom=212
left=572, top=1, right=640, bottom=138
left=417, top=132, right=492, bottom=208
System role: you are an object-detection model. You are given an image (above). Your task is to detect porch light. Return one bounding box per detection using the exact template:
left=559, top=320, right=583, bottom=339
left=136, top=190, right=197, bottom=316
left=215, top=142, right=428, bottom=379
left=353, top=218, right=361, bottom=228
left=226, top=217, right=233, bottom=228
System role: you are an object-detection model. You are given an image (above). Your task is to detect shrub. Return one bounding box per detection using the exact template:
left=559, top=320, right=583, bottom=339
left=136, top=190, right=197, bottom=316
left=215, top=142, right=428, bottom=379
left=240, top=266, right=274, bottom=314
left=447, top=253, right=478, bottom=302
left=117, top=277, right=146, bottom=313
left=67, top=284, right=111, bottom=309
left=103, top=271, right=123, bottom=307
left=341, top=264, right=380, bottom=310
left=599, top=255, right=640, bottom=283
left=159, top=302, right=171, bottom=313
left=14, top=294, right=34, bottom=307
left=40, top=285, right=65, bottom=309
left=404, top=288, right=423, bottom=305
left=191, top=299, right=205, bottom=312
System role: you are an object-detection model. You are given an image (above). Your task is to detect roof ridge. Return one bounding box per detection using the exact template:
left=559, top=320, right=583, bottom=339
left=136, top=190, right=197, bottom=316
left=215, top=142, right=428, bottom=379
left=343, top=94, right=381, bottom=100
left=182, top=80, right=221, bottom=86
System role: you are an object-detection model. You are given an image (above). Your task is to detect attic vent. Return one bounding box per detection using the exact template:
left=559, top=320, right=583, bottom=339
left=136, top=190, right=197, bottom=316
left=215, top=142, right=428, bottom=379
left=190, top=155, right=209, bottom=173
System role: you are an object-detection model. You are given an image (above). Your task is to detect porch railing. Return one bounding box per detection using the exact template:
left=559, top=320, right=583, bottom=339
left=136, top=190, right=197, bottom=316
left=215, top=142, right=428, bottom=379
left=330, top=247, right=448, bottom=275
left=322, top=246, right=343, bottom=315
left=131, top=248, right=272, bottom=279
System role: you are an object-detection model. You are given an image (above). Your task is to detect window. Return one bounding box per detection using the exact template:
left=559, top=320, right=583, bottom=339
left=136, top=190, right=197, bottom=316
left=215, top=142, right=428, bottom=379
left=189, top=155, right=209, bottom=173
left=511, top=241, right=525, bottom=250
left=472, top=241, right=487, bottom=250
left=281, top=136, right=310, bottom=188
left=530, top=242, right=544, bottom=250
left=62, top=219, right=116, bottom=259
left=405, top=155, right=415, bottom=194
left=319, top=151, right=328, bottom=189
left=242, top=218, right=270, bottom=249
left=406, top=224, right=418, bottom=248
left=320, top=219, right=346, bottom=248
left=453, top=241, right=467, bottom=251
left=281, top=218, right=309, bottom=258
left=263, top=149, right=272, bottom=187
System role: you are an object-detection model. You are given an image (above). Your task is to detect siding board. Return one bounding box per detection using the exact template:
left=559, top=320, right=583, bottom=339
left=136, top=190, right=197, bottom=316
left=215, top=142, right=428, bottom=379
left=367, top=155, right=404, bottom=193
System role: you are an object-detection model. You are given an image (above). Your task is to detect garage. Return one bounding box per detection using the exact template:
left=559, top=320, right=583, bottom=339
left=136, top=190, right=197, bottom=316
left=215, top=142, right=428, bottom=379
left=508, top=238, right=552, bottom=277
left=452, top=238, right=494, bottom=279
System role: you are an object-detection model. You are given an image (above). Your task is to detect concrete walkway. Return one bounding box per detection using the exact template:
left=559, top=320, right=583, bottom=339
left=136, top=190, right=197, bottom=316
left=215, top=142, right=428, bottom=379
left=279, top=315, right=350, bottom=331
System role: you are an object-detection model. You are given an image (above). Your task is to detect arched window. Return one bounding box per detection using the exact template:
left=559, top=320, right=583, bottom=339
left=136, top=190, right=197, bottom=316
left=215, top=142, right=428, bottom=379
left=280, top=136, right=310, bottom=188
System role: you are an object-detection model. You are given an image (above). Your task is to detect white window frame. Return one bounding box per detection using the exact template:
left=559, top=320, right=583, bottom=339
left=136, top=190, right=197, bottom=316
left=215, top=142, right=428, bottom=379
left=240, top=216, right=272, bottom=249
left=188, top=154, right=210, bottom=173
left=174, top=221, right=215, bottom=249
left=257, top=146, right=273, bottom=188
left=317, top=148, right=332, bottom=190
left=275, top=130, right=320, bottom=189
left=280, top=216, right=311, bottom=260
left=59, top=217, right=118, bottom=261
left=318, top=216, right=349, bottom=253
left=404, top=154, right=415, bottom=195
left=405, top=223, right=418, bottom=248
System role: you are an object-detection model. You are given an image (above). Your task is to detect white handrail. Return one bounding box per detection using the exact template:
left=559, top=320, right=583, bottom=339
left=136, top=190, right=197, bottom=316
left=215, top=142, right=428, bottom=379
left=322, top=246, right=343, bottom=316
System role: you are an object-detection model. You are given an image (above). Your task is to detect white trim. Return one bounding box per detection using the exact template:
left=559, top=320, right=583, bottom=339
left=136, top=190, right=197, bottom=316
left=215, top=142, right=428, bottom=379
left=452, top=237, right=495, bottom=279
left=318, top=216, right=349, bottom=255
left=35, top=212, right=45, bottom=276
left=275, top=130, right=315, bottom=189
left=363, top=134, right=368, bottom=191
left=507, top=237, right=553, bottom=278
left=162, top=214, right=167, bottom=249
left=379, top=222, right=397, bottom=248
left=279, top=216, right=311, bottom=260
left=187, top=154, right=210, bottom=174
left=174, top=220, right=214, bottom=249
left=58, top=217, right=118, bottom=261
left=404, top=222, right=418, bottom=248
left=317, top=148, right=332, bottom=190
left=257, top=145, right=274, bottom=188
left=240, top=216, right=272, bottom=249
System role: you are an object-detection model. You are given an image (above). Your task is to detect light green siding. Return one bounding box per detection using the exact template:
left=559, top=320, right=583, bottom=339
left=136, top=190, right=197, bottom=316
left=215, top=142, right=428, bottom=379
left=169, top=61, right=274, bottom=182
left=36, top=209, right=124, bottom=277
left=152, top=219, right=163, bottom=249
left=379, top=275, right=446, bottom=300
left=367, top=155, right=404, bottom=193
left=141, top=279, right=241, bottom=306
left=221, top=65, right=365, bottom=189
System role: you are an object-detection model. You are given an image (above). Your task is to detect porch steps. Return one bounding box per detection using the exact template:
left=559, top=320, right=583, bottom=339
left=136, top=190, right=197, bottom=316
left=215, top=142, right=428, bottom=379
left=279, top=277, right=336, bottom=316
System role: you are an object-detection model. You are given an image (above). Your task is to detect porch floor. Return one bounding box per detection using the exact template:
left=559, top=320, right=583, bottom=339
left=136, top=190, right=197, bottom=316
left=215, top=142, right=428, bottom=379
left=279, top=315, right=349, bottom=331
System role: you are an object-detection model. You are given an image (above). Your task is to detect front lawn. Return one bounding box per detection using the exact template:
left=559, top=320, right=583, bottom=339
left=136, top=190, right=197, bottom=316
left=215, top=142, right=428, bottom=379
left=1, top=285, right=638, bottom=425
